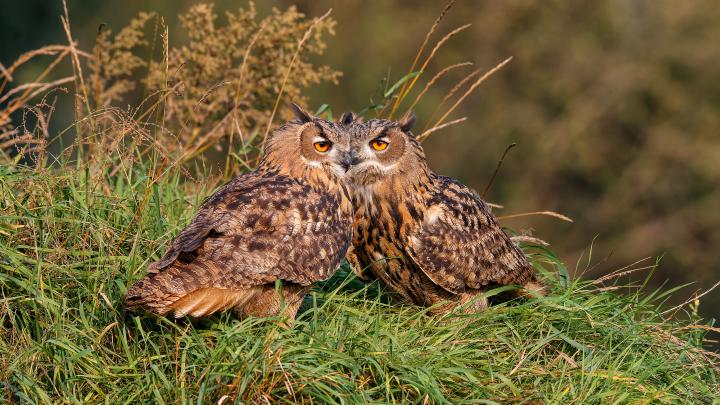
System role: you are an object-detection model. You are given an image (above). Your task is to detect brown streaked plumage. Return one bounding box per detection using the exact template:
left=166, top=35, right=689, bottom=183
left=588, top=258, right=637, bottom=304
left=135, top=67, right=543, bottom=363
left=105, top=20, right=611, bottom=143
left=125, top=104, right=356, bottom=320
left=342, top=114, right=544, bottom=313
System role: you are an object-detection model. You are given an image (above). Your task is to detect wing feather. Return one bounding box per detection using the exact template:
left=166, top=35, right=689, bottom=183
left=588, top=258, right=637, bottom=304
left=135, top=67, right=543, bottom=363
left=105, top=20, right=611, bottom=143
left=126, top=171, right=351, bottom=315
left=406, top=176, right=535, bottom=294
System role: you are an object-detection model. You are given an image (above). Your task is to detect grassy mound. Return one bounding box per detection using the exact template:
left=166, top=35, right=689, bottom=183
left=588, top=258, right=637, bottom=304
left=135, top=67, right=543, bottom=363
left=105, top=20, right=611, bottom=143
left=1, top=161, right=718, bottom=403
left=1, top=2, right=718, bottom=402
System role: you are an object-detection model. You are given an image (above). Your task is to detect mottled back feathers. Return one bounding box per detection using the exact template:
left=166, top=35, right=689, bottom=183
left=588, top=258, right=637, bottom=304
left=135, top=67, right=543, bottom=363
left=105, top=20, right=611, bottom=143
left=406, top=175, right=535, bottom=294
left=125, top=171, right=352, bottom=318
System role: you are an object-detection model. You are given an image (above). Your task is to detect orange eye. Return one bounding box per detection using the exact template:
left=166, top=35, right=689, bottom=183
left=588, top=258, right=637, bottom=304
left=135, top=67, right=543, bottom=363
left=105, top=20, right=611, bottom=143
left=313, top=141, right=331, bottom=153
left=370, top=139, right=388, bottom=151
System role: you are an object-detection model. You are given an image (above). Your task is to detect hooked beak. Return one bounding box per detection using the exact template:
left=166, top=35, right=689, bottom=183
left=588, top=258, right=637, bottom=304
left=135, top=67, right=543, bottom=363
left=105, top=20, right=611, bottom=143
left=340, top=150, right=362, bottom=172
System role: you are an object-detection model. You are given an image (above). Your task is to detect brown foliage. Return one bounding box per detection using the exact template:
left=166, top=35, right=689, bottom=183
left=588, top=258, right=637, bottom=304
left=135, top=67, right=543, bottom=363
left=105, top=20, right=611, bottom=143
left=1, top=2, right=340, bottom=171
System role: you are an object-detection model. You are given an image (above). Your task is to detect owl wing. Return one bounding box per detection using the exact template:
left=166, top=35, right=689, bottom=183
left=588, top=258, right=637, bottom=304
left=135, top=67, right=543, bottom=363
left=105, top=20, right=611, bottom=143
left=405, top=176, right=535, bottom=294
left=126, top=171, right=352, bottom=316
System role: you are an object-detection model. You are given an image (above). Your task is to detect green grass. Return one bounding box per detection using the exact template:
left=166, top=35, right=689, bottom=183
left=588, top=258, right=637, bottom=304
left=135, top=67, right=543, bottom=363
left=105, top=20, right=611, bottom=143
left=1, top=159, right=719, bottom=404
left=3, top=1, right=716, bottom=402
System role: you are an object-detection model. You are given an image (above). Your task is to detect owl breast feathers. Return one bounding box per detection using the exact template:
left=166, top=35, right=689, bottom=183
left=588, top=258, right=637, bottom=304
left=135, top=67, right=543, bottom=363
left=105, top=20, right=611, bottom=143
left=125, top=170, right=352, bottom=319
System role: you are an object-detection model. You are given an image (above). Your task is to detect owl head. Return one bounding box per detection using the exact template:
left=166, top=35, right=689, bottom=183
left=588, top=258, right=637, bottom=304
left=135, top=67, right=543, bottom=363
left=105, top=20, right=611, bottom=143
left=260, top=103, right=359, bottom=182
left=341, top=113, right=429, bottom=187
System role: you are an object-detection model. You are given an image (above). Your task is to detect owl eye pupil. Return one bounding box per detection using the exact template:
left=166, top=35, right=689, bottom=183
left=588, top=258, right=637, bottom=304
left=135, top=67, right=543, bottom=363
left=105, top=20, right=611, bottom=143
left=371, top=139, right=388, bottom=151
left=313, top=141, right=331, bottom=152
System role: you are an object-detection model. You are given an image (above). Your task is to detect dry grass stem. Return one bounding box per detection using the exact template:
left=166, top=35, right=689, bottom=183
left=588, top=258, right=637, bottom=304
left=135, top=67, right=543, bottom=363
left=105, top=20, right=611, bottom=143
left=390, top=24, right=471, bottom=118
left=497, top=210, right=574, bottom=223
left=592, top=257, right=654, bottom=284
left=511, top=235, right=550, bottom=246
left=428, top=56, right=513, bottom=133
left=482, top=142, right=517, bottom=198
left=416, top=117, right=467, bottom=142
left=0, top=62, right=10, bottom=82
left=229, top=20, right=268, bottom=174
left=422, top=68, right=481, bottom=131
left=262, top=9, right=333, bottom=145
left=405, top=62, right=473, bottom=114
left=62, top=0, right=91, bottom=118
left=680, top=325, right=720, bottom=333
left=0, top=48, right=72, bottom=124
left=0, top=45, right=84, bottom=82
left=593, top=265, right=658, bottom=285
left=662, top=279, right=720, bottom=315
left=388, top=0, right=456, bottom=118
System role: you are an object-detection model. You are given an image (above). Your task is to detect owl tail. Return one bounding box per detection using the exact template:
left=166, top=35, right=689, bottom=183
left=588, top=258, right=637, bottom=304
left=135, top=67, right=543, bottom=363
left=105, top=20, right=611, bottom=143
left=125, top=263, right=259, bottom=318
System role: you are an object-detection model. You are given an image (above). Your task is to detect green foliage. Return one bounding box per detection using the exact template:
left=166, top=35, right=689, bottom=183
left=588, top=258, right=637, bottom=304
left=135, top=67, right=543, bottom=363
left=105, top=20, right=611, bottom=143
left=1, top=157, right=718, bottom=403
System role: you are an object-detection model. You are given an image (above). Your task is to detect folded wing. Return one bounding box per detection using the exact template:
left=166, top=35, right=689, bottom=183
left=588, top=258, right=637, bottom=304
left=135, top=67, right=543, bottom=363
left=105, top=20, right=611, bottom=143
left=125, top=171, right=351, bottom=317
left=406, top=176, right=535, bottom=294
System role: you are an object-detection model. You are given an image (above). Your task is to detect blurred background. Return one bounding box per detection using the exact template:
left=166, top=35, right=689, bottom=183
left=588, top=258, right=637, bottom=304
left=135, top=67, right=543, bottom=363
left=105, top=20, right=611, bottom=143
left=2, top=0, right=719, bottom=319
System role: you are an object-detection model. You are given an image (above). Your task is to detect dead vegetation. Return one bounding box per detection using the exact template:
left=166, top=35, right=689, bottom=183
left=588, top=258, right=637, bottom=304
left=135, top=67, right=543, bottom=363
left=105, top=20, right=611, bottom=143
left=1, top=1, right=339, bottom=174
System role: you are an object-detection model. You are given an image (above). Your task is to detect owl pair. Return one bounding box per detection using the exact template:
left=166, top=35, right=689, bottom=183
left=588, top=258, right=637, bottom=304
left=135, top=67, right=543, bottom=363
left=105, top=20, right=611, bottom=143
left=125, top=104, right=543, bottom=320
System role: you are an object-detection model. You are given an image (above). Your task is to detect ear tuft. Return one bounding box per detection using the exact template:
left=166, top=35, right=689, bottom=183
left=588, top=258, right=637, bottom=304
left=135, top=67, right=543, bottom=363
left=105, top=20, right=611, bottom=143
left=339, top=112, right=355, bottom=126
left=289, top=102, right=313, bottom=123
left=399, top=113, right=416, bottom=133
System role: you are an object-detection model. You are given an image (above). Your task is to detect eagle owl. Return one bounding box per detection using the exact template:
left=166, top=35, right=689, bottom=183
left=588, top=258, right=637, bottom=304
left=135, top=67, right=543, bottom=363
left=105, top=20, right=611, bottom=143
left=342, top=114, right=544, bottom=313
left=125, top=104, right=356, bottom=320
